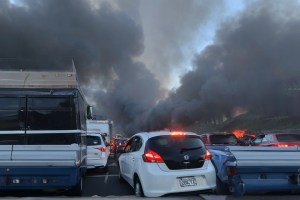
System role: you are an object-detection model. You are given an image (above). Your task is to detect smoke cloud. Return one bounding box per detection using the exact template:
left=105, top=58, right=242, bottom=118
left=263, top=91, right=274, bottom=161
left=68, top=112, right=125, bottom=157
left=1, top=0, right=300, bottom=135
left=0, top=0, right=144, bottom=86
left=0, top=0, right=224, bottom=135
left=139, top=0, right=225, bottom=89
left=146, top=0, right=300, bottom=131
left=0, top=0, right=161, bottom=134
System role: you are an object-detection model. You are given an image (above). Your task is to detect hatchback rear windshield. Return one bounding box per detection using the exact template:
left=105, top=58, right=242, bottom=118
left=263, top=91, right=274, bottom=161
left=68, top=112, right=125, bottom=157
left=210, top=134, right=238, bottom=145
left=276, top=134, right=300, bottom=142
left=87, top=136, right=102, bottom=145
left=146, top=135, right=206, bottom=155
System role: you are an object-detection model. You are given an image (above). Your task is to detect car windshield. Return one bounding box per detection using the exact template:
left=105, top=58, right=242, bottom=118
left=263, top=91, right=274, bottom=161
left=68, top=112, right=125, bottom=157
left=210, top=134, right=238, bottom=145
left=276, top=134, right=300, bottom=142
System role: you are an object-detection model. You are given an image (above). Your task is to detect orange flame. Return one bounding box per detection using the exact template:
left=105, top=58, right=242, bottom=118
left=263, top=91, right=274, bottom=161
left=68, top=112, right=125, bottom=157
left=232, top=129, right=246, bottom=138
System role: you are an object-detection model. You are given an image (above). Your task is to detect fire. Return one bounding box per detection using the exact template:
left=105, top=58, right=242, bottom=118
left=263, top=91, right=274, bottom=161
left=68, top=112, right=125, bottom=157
left=232, top=129, right=246, bottom=138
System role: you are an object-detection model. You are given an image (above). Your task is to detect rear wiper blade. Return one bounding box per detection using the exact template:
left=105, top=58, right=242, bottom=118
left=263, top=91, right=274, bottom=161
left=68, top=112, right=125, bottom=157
left=180, top=146, right=202, bottom=153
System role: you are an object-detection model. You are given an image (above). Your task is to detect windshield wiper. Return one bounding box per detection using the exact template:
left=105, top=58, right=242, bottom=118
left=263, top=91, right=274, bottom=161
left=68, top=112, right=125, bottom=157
left=180, top=146, right=202, bottom=153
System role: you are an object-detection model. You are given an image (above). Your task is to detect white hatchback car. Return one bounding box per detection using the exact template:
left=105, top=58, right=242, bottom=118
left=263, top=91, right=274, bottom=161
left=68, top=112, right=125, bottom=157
left=118, top=131, right=216, bottom=197
left=87, top=133, right=110, bottom=171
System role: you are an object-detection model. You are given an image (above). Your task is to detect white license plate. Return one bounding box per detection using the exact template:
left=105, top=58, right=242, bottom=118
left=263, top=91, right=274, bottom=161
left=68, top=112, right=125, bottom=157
left=178, top=177, right=197, bottom=187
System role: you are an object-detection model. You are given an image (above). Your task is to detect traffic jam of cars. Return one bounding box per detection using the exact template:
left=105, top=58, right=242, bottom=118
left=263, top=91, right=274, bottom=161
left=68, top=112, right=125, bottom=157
left=111, top=129, right=300, bottom=197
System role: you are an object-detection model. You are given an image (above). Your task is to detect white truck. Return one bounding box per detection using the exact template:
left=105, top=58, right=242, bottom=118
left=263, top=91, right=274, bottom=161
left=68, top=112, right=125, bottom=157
left=0, top=66, right=92, bottom=195
left=87, top=119, right=113, bottom=143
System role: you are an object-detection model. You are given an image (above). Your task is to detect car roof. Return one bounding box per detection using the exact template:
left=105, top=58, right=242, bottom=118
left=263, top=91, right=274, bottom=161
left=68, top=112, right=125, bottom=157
left=132, top=131, right=198, bottom=140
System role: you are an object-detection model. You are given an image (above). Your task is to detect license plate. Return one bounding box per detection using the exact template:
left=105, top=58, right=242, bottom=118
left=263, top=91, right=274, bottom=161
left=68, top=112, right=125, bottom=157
left=178, top=177, right=197, bottom=187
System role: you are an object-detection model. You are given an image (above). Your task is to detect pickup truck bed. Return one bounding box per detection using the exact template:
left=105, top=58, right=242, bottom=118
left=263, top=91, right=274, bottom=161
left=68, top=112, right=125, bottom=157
left=0, top=144, right=82, bottom=190
left=211, top=146, right=300, bottom=196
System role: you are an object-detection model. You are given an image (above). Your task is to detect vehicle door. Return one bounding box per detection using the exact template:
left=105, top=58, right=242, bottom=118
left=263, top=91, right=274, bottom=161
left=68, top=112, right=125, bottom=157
left=119, top=138, right=133, bottom=182
left=126, top=136, right=143, bottom=185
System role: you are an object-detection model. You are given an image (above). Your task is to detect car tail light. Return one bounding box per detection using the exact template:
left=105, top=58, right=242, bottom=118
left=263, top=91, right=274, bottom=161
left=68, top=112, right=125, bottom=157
left=204, top=150, right=212, bottom=160
left=170, top=131, right=185, bottom=136
left=278, top=144, right=288, bottom=147
left=227, top=166, right=237, bottom=176
left=272, top=144, right=288, bottom=147
left=96, top=147, right=106, bottom=152
left=142, top=149, right=164, bottom=163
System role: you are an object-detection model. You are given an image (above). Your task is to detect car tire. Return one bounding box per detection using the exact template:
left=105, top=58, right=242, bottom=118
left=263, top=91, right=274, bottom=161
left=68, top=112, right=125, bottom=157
left=215, top=177, right=229, bottom=195
left=134, top=177, right=144, bottom=197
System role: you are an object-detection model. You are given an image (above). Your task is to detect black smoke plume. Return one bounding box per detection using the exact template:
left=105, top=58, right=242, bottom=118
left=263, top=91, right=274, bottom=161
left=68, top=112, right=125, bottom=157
left=145, top=0, right=300, bottom=131
left=1, top=0, right=300, bottom=135
left=0, top=0, right=162, bottom=134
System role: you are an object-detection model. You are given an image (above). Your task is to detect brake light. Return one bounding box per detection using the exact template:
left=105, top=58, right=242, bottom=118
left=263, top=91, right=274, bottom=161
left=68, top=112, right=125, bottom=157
left=96, top=147, right=106, bottom=152
left=170, top=132, right=185, bottom=136
left=278, top=144, right=288, bottom=147
left=142, top=150, right=164, bottom=163
left=204, top=150, right=212, bottom=160
left=227, top=166, right=237, bottom=176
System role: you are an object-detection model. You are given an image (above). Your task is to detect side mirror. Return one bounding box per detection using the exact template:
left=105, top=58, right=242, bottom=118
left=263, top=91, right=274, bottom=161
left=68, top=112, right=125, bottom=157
left=87, top=105, right=93, bottom=119
left=102, top=133, right=108, bottom=137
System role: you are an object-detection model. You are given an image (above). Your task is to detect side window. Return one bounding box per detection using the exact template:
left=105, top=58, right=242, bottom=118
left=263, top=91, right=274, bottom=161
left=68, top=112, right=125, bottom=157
left=101, top=134, right=106, bottom=144
left=263, top=134, right=272, bottom=143
left=0, top=97, right=25, bottom=130
left=130, top=137, right=142, bottom=152
left=252, top=135, right=264, bottom=144
left=124, top=138, right=133, bottom=153
left=269, top=135, right=275, bottom=142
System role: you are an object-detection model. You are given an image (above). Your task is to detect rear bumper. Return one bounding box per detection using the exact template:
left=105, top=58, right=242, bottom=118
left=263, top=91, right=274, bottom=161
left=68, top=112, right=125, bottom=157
left=138, top=161, right=216, bottom=197
left=0, top=166, right=81, bottom=190
left=87, top=158, right=108, bottom=169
